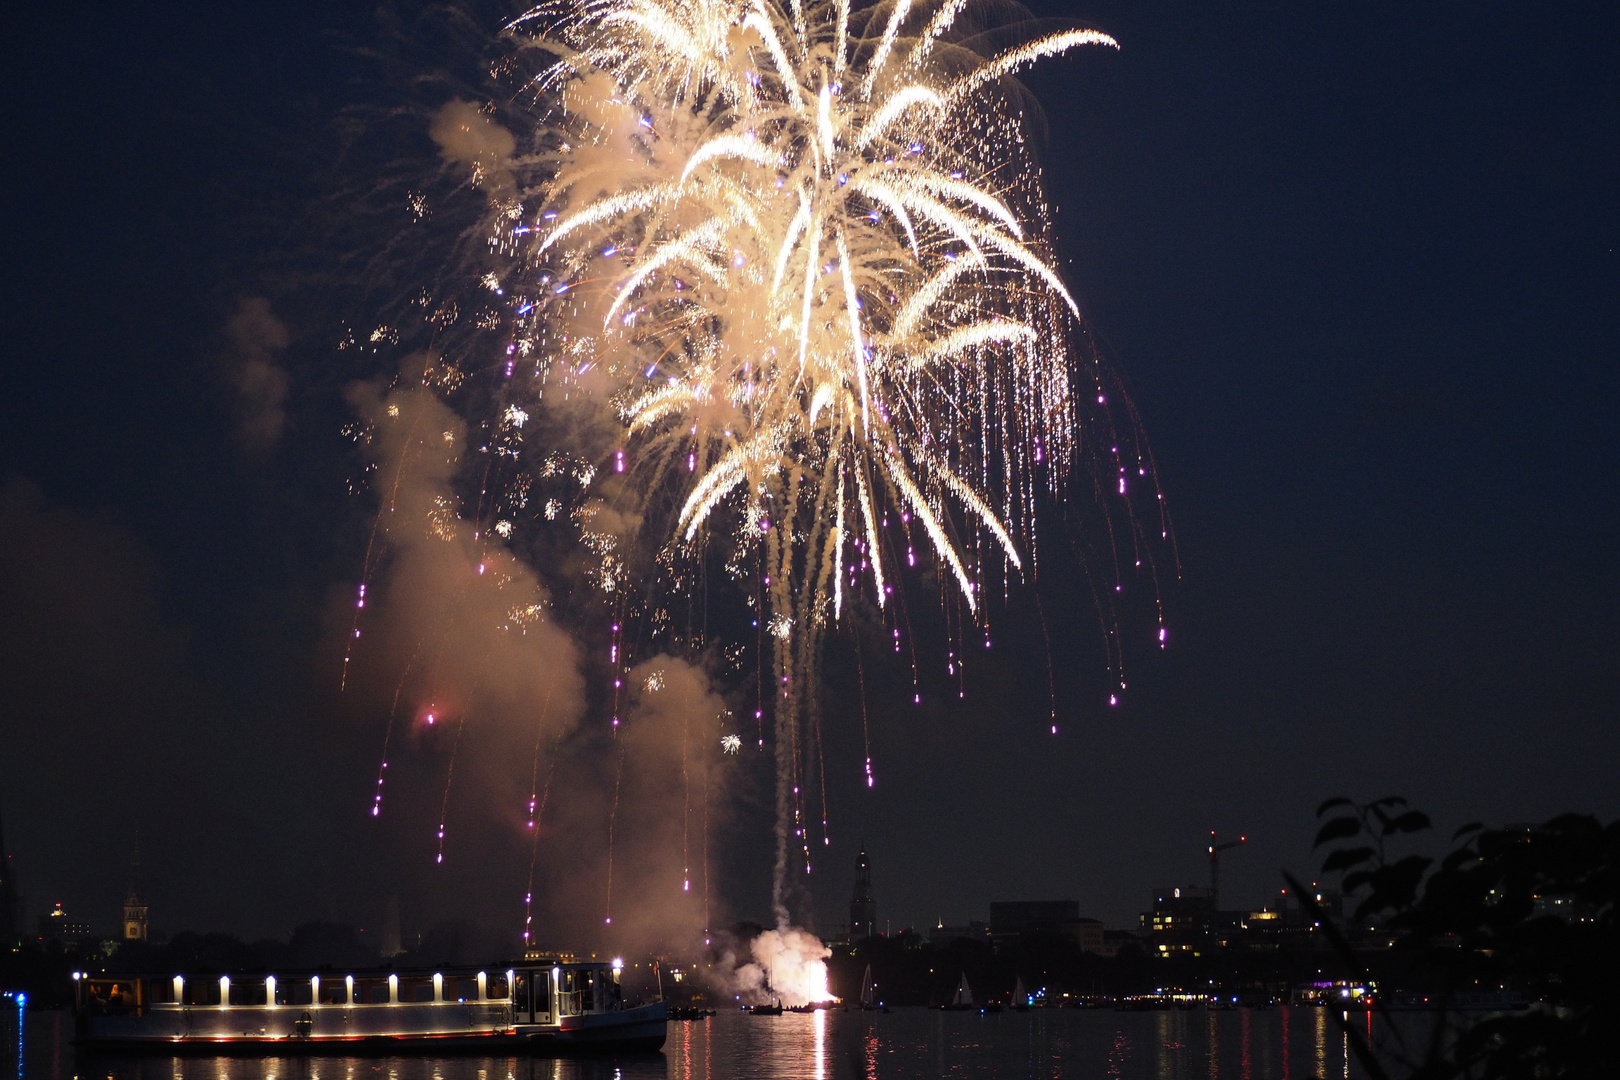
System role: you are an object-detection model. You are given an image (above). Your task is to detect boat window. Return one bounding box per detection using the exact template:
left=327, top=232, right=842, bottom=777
left=513, top=973, right=530, bottom=1013
left=182, top=980, right=222, bottom=1007
left=146, top=978, right=176, bottom=1004
left=559, top=969, right=594, bottom=1012
left=317, top=980, right=349, bottom=1005
left=486, top=973, right=510, bottom=999
left=600, top=974, right=622, bottom=1010
left=399, top=977, right=435, bottom=1003
left=352, top=978, right=390, bottom=1005
left=84, top=979, right=140, bottom=1014
left=442, top=976, right=478, bottom=1002
left=228, top=979, right=268, bottom=1006
left=275, top=978, right=313, bottom=1006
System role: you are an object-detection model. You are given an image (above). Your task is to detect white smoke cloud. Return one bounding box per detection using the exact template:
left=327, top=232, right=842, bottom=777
left=338, top=363, right=589, bottom=911
left=429, top=100, right=517, bottom=202
left=727, top=926, right=834, bottom=1007
left=336, top=361, right=746, bottom=957
left=223, top=297, right=290, bottom=451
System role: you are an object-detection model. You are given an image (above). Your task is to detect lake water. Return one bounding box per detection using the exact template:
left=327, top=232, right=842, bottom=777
left=10, top=1006, right=1379, bottom=1080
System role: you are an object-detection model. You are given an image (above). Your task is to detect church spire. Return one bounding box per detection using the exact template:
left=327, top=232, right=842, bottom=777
left=849, top=843, right=876, bottom=940
left=122, top=832, right=148, bottom=943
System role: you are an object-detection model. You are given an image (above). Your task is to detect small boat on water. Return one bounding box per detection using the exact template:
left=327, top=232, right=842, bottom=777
left=1010, top=977, right=1031, bottom=1012
left=746, top=1001, right=784, bottom=1016
left=940, top=974, right=974, bottom=1011
left=856, top=965, right=889, bottom=1012
left=72, top=959, right=665, bottom=1053
left=667, top=1005, right=715, bottom=1021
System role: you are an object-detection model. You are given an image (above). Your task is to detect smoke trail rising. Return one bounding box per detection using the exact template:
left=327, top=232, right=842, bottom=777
left=331, top=0, right=1171, bottom=966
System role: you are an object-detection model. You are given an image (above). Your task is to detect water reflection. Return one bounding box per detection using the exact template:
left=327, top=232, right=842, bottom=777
left=1315, top=1006, right=1328, bottom=1078
left=812, top=1009, right=824, bottom=1080
left=49, top=1053, right=661, bottom=1080
left=16, top=1007, right=1383, bottom=1080
left=1239, top=1005, right=1251, bottom=1080
left=1107, top=1028, right=1131, bottom=1078
left=1279, top=1006, right=1290, bottom=1080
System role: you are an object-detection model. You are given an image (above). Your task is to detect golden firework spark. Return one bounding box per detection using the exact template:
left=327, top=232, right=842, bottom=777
left=502, top=0, right=1116, bottom=921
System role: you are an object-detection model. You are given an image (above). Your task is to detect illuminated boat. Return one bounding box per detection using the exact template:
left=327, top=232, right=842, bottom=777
left=72, top=959, right=666, bottom=1053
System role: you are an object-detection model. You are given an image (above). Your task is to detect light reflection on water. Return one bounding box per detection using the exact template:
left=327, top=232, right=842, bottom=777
left=10, top=1007, right=1379, bottom=1079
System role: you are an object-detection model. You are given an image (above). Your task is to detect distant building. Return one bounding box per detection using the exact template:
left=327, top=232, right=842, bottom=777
left=1270, top=883, right=1345, bottom=948
left=1063, top=917, right=1105, bottom=954
left=1140, top=883, right=1339, bottom=956
left=1297, top=884, right=1343, bottom=921
left=849, top=846, right=877, bottom=940
left=39, top=902, right=94, bottom=946
left=1244, top=906, right=1281, bottom=929
left=1140, top=886, right=1215, bottom=957
left=1100, top=929, right=1140, bottom=957
left=989, top=900, right=1079, bottom=937
left=122, top=889, right=148, bottom=942
left=928, top=920, right=990, bottom=945
left=122, top=840, right=148, bottom=942
left=1531, top=893, right=1593, bottom=923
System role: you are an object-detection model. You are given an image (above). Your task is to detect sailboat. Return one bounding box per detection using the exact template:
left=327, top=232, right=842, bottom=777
left=859, top=965, right=876, bottom=1010
left=941, top=973, right=974, bottom=1010
left=1011, top=976, right=1031, bottom=1012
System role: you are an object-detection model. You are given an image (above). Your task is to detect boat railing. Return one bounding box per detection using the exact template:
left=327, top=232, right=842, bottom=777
left=77, top=971, right=523, bottom=1013
left=76, top=965, right=621, bottom=1017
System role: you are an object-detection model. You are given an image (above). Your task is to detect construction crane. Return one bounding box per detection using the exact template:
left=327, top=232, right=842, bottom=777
left=1208, top=831, right=1246, bottom=910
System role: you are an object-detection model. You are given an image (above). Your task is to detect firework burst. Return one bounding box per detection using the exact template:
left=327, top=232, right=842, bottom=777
left=346, top=0, right=1165, bottom=945
left=491, top=0, right=1119, bottom=919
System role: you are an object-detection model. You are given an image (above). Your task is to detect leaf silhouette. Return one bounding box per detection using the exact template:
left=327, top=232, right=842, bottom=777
left=1314, top=816, right=1363, bottom=847
left=1384, top=809, right=1431, bottom=836
left=1321, top=846, right=1375, bottom=873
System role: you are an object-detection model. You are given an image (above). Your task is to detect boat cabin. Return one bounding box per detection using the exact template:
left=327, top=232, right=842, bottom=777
left=71, top=959, right=662, bottom=1051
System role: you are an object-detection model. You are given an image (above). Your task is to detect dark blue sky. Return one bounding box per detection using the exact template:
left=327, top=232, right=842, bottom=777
left=2, top=0, right=1616, bottom=942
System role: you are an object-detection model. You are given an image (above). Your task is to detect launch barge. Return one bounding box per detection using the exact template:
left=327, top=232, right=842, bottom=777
left=73, top=959, right=666, bottom=1054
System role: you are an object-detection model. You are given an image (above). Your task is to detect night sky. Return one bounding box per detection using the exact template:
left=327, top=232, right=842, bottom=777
left=3, top=1, right=1617, bottom=947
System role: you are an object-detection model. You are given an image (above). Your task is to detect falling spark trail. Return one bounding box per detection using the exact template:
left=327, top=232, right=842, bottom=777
left=524, top=684, right=559, bottom=828
left=854, top=632, right=874, bottom=789
left=342, top=376, right=435, bottom=691
left=1036, top=592, right=1059, bottom=735
left=604, top=725, right=626, bottom=925
left=347, top=0, right=1169, bottom=943
left=434, top=706, right=469, bottom=865
left=522, top=730, right=560, bottom=949
left=369, top=646, right=420, bottom=818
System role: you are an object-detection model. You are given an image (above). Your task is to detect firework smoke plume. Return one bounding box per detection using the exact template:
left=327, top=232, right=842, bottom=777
left=343, top=0, right=1145, bottom=1000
